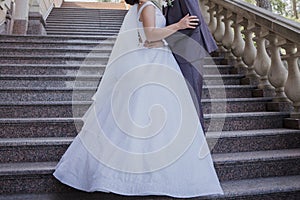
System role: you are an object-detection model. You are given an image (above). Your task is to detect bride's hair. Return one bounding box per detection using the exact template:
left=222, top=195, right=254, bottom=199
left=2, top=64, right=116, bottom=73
left=125, top=0, right=140, bottom=5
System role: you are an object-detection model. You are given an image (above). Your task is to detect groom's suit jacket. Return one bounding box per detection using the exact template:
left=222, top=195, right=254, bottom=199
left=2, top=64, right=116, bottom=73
left=163, top=0, right=217, bottom=64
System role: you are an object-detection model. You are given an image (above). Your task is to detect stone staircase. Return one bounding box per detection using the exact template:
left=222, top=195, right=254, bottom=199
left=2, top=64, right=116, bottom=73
left=0, top=3, right=299, bottom=200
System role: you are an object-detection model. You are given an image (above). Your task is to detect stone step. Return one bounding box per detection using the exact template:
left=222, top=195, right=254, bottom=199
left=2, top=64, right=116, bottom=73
left=49, top=9, right=127, bottom=14
left=0, top=35, right=117, bottom=43
left=0, top=64, right=106, bottom=75
left=46, top=21, right=122, bottom=26
left=46, top=31, right=119, bottom=36
left=45, top=26, right=121, bottom=32
left=0, top=41, right=112, bottom=49
left=0, top=87, right=97, bottom=102
left=0, top=55, right=109, bottom=64
left=0, top=74, right=245, bottom=88
left=45, top=28, right=121, bottom=33
left=0, top=97, right=271, bottom=118
left=204, top=112, right=289, bottom=132
left=202, top=97, right=270, bottom=113
left=0, top=118, right=81, bottom=138
left=0, top=85, right=255, bottom=102
left=213, top=149, right=300, bottom=181
left=0, top=64, right=231, bottom=76
left=47, top=16, right=125, bottom=21
left=0, top=55, right=229, bottom=65
left=204, top=65, right=237, bottom=75
left=46, top=19, right=123, bottom=24
left=209, top=128, right=300, bottom=153
left=59, top=2, right=127, bottom=10
left=0, top=48, right=112, bottom=56
left=1, top=129, right=299, bottom=163
left=45, top=25, right=122, bottom=30
left=0, top=65, right=105, bottom=76
left=204, top=74, right=244, bottom=85
left=0, top=149, right=299, bottom=193
left=0, top=112, right=289, bottom=138
left=51, top=7, right=127, bottom=13
left=0, top=175, right=299, bottom=199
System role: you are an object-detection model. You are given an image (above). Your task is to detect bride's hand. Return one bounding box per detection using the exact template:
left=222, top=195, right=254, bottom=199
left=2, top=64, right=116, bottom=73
left=144, top=40, right=164, bottom=48
left=176, top=14, right=199, bottom=30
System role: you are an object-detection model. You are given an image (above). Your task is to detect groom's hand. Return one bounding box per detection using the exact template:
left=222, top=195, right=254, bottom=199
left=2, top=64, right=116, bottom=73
left=144, top=40, right=165, bottom=48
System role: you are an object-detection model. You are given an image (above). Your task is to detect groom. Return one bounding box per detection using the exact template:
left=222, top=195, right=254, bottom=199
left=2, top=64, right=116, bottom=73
left=163, top=0, right=218, bottom=131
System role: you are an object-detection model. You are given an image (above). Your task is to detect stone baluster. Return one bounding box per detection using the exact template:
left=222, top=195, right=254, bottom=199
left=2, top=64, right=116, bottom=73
left=266, top=34, right=288, bottom=102
left=283, top=43, right=300, bottom=119
left=253, top=26, right=272, bottom=89
left=199, top=0, right=210, bottom=24
left=206, top=1, right=217, bottom=34
left=241, top=20, right=257, bottom=78
left=213, top=5, right=225, bottom=44
left=230, top=14, right=246, bottom=70
left=221, top=9, right=234, bottom=58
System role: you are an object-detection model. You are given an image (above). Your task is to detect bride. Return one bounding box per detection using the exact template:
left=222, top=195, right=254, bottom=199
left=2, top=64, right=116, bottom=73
left=53, top=0, right=224, bottom=198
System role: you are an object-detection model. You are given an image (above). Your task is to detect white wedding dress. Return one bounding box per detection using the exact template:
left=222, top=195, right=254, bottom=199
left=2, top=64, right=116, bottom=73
left=54, top=1, right=223, bottom=198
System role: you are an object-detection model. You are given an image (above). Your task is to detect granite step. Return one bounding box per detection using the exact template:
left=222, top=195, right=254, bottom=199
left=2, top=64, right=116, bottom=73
left=0, top=64, right=106, bottom=75
left=0, top=74, right=245, bottom=88
left=0, top=41, right=112, bottom=49
left=46, top=17, right=125, bottom=22
left=46, top=22, right=121, bottom=30
left=0, top=55, right=109, bottom=64
left=204, top=65, right=237, bottom=75
left=0, top=149, right=299, bottom=193
left=0, top=64, right=231, bottom=76
left=212, top=149, right=300, bottom=181
left=0, top=101, right=91, bottom=118
left=0, top=87, right=97, bottom=102
left=46, top=19, right=123, bottom=24
left=204, top=74, right=244, bottom=85
left=0, top=55, right=229, bottom=65
left=45, top=28, right=121, bottom=33
left=51, top=7, right=127, bottom=14
left=0, top=54, right=226, bottom=65
left=45, top=25, right=122, bottom=30
left=0, top=46, right=113, bottom=53
left=0, top=112, right=290, bottom=138
left=204, top=112, right=290, bottom=132
left=46, top=31, right=119, bottom=36
left=1, top=48, right=112, bottom=56
left=1, top=129, right=299, bottom=163
left=46, top=21, right=123, bottom=26
left=209, top=128, right=300, bottom=153
left=202, top=97, right=270, bottom=113
left=0, top=175, right=299, bottom=199
left=0, top=85, right=256, bottom=102
left=49, top=10, right=125, bottom=14
left=0, top=118, right=82, bottom=138
left=45, top=27, right=121, bottom=32
left=0, top=35, right=117, bottom=42
left=0, top=98, right=271, bottom=118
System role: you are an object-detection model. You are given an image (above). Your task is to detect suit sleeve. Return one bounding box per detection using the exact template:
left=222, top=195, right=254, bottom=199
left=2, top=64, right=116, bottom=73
left=177, top=0, right=201, bottom=37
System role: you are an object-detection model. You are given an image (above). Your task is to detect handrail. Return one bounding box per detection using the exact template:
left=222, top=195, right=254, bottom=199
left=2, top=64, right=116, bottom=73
left=212, top=0, right=300, bottom=44
left=200, top=0, right=300, bottom=128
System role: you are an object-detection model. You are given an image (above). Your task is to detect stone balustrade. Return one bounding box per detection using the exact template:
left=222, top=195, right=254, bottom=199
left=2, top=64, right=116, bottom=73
left=0, top=0, right=13, bottom=34
left=199, top=0, right=300, bottom=128
left=0, top=0, right=63, bottom=34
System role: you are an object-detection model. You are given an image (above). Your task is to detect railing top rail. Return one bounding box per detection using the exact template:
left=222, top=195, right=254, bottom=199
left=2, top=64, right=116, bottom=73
left=210, top=0, right=300, bottom=44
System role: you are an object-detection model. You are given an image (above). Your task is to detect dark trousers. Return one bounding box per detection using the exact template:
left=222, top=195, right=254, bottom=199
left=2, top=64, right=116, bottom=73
left=176, top=58, right=205, bottom=133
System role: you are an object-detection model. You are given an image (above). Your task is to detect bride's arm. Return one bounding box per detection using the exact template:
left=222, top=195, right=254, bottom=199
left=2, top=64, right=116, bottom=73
left=140, top=5, right=199, bottom=42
